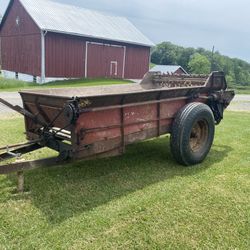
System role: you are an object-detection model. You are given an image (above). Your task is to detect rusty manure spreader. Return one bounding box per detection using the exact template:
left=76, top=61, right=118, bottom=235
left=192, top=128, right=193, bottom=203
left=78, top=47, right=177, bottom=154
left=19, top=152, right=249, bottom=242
left=0, top=71, right=234, bottom=192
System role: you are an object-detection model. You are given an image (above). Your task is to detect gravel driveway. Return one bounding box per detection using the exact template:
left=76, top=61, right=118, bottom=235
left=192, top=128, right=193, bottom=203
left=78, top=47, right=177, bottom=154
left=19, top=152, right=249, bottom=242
left=227, top=94, right=250, bottom=112
left=0, top=92, right=249, bottom=117
left=0, top=92, right=23, bottom=116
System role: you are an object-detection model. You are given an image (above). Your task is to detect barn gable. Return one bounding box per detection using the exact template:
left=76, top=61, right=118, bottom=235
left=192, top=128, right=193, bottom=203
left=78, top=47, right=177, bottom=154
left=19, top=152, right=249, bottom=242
left=0, top=0, right=41, bottom=76
left=0, top=0, right=40, bottom=35
left=150, top=65, right=189, bottom=75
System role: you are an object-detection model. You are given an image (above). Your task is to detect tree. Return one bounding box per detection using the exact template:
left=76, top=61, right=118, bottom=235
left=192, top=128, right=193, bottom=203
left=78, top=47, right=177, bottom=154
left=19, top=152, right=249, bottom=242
left=188, top=53, right=211, bottom=74
left=151, top=42, right=178, bottom=65
left=177, top=47, right=195, bottom=70
left=151, top=41, right=250, bottom=85
left=226, top=74, right=235, bottom=87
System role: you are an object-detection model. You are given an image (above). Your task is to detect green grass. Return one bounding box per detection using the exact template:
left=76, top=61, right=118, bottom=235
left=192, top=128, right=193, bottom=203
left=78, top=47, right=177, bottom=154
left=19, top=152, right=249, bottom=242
left=1, top=75, right=250, bottom=96
left=0, top=76, right=132, bottom=92
left=0, top=112, right=249, bottom=249
left=230, top=84, right=250, bottom=94
left=150, top=63, right=156, bottom=69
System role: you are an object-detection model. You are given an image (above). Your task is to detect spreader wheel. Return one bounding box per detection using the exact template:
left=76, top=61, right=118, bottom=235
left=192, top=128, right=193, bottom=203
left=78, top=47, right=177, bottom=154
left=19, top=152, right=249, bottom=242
left=170, top=103, right=215, bottom=166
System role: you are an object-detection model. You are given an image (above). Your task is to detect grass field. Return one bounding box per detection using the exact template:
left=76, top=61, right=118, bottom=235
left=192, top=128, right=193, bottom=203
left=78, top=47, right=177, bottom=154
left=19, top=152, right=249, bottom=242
left=231, top=85, right=250, bottom=95
left=0, top=77, right=132, bottom=92
left=0, top=112, right=249, bottom=249
left=150, top=63, right=156, bottom=69
left=1, top=75, right=250, bottom=95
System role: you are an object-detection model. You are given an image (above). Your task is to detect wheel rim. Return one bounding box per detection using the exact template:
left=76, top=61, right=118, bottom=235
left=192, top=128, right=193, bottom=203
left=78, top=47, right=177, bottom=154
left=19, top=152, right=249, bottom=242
left=189, top=119, right=209, bottom=153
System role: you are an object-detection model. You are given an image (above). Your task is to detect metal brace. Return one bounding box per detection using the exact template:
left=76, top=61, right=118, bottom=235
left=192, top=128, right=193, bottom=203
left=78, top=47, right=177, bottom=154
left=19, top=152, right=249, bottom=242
left=6, top=146, right=22, bottom=158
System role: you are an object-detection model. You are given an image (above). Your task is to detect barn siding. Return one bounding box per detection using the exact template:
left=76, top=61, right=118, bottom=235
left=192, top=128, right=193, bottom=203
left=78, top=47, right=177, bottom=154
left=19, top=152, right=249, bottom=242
left=0, top=0, right=41, bottom=76
left=45, top=33, right=150, bottom=79
left=45, top=32, right=85, bottom=78
left=87, top=43, right=124, bottom=78
left=175, top=68, right=187, bottom=75
left=125, top=46, right=150, bottom=79
left=0, top=0, right=151, bottom=80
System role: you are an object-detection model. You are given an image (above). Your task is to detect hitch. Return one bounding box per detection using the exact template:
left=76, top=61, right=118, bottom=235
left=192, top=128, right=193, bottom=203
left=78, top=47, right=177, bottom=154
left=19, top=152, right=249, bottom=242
left=209, top=90, right=235, bottom=124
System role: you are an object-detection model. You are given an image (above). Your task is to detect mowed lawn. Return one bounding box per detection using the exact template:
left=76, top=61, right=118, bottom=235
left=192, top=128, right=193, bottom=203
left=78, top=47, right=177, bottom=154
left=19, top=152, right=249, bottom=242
left=0, top=77, right=132, bottom=92
left=0, top=112, right=249, bottom=249
left=232, top=84, right=250, bottom=95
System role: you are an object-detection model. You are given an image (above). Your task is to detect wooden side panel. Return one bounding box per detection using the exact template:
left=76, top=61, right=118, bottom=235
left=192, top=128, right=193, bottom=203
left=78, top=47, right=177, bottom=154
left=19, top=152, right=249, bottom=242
left=75, top=100, right=185, bottom=147
left=45, top=32, right=85, bottom=78
left=0, top=0, right=41, bottom=76
left=125, top=46, right=150, bottom=79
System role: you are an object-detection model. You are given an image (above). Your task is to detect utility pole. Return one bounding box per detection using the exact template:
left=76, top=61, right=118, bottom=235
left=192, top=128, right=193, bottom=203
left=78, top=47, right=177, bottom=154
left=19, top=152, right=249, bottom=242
left=211, top=46, right=215, bottom=72
left=0, top=13, right=2, bottom=72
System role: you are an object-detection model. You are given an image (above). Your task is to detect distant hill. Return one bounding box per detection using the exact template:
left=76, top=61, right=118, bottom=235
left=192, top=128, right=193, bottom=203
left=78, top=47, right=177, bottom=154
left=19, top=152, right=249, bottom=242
left=151, top=42, right=250, bottom=86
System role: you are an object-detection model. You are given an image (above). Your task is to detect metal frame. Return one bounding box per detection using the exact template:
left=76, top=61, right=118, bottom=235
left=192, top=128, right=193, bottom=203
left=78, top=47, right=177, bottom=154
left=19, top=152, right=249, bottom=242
left=0, top=36, right=2, bottom=70
left=85, top=41, right=89, bottom=78
left=110, top=61, right=118, bottom=76
left=40, top=30, right=47, bottom=84
left=122, top=46, right=126, bottom=79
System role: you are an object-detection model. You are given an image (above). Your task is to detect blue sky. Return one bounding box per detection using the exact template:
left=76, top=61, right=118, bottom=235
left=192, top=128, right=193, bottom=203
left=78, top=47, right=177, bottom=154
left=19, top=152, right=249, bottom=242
left=1, top=0, right=250, bottom=63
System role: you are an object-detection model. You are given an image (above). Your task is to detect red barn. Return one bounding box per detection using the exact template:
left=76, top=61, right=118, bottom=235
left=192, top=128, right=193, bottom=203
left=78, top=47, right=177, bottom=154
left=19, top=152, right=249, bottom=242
left=0, top=0, right=154, bottom=83
left=150, top=65, right=189, bottom=75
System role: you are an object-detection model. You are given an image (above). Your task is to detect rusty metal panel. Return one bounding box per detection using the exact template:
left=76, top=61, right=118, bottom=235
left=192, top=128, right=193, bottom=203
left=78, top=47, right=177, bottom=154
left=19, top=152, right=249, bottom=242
left=74, top=104, right=159, bottom=146
left=18, top=72, right=234, bottom=146
left=87, top=43, right=124, bottom=78
left=0, top=0, right=41, bottom=76
left=74, top=100, right=186, bottom=148
left=160, top=100, right=187, bottom=119
left=125, top=45, right=150, bottom=79
left=45, top=32, right=85, bottom=78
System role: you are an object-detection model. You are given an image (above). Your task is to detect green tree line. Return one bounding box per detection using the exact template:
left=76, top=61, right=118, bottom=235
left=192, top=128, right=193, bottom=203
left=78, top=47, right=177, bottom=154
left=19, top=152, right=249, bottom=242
left=151, top=42, right=250, bottom=86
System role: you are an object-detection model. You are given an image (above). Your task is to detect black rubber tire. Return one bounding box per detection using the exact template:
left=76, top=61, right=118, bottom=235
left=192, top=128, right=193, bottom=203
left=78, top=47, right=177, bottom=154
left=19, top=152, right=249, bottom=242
left=170, top=102, right=215, bottom=166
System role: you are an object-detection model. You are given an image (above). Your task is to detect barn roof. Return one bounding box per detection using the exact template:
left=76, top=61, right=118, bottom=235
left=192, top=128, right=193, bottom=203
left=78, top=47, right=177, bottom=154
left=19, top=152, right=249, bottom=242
left=150, top=65, right=188, bottom=75
left=2, top=0, right=154, bottom=47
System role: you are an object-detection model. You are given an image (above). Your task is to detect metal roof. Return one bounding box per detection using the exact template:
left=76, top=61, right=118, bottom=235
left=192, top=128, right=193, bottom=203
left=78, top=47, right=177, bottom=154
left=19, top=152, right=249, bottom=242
left=150, top=65, right=188, bottom=75
left=18, top=0, right=154, bottom=47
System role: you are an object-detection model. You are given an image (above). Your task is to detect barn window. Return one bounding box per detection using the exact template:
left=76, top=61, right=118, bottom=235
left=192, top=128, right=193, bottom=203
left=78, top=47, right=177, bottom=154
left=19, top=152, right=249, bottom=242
left=16, top=16, right=20, bottom=26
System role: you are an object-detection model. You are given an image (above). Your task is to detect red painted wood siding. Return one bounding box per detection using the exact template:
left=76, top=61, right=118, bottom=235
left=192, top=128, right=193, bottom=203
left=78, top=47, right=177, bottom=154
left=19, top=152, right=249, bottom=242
left=45, top=33, right=150, bottom=79
left=45, top=33, right=85, bottom=78
left=0, top=0, right=150, bottom=79
left=175, top=68, right=187, bottom=75
left=87, top=43, right=124, bottom=78
left=124, top=46, right=150, bottom=79
left=0, top=0, right=41, bottom=76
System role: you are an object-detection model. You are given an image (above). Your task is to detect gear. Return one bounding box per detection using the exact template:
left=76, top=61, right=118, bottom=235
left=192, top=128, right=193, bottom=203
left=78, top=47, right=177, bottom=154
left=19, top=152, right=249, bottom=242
left=64, top=103, right=78, bottom=124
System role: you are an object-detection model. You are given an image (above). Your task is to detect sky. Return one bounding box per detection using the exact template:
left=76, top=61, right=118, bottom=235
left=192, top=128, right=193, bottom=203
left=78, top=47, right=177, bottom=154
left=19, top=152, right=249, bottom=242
left=1, top=0, right=250, bottom=63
